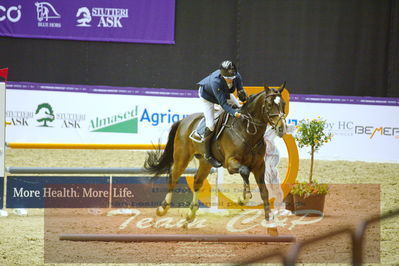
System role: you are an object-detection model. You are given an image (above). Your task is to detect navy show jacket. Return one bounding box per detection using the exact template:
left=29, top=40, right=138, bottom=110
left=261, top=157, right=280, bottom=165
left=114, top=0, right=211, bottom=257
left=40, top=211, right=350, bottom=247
left=198, top=69, right=244, bottom=116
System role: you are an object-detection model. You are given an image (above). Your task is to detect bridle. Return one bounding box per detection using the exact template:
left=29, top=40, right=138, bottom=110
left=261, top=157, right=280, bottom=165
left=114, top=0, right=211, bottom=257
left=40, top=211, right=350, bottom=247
left=263, top=92, right=286, bottom=131
left=239, top=90, right=286, bottom=135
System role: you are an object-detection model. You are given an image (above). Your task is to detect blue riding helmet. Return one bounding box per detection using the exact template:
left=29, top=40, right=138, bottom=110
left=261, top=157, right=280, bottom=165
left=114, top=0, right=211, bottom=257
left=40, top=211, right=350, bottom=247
left=220, top=60, right=237, bottom=79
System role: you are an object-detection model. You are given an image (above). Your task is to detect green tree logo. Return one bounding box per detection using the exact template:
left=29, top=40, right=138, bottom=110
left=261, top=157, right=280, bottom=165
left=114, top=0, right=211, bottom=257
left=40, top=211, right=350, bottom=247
left=35, top=103, right=55, bottom=127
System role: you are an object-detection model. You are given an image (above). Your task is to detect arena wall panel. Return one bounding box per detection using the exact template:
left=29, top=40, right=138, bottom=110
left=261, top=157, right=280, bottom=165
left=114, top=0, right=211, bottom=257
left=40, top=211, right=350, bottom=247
left=5, top=81, right=399, bottom=162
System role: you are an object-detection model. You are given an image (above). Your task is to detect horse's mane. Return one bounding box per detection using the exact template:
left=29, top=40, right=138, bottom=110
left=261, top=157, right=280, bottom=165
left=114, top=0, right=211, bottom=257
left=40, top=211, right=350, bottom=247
left=241, top=90, right=265, bottom=111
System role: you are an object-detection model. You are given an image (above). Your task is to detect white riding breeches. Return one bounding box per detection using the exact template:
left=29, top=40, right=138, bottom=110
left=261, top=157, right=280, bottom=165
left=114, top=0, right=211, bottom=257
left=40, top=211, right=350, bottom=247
left=198, top=88, right=241, bottom=131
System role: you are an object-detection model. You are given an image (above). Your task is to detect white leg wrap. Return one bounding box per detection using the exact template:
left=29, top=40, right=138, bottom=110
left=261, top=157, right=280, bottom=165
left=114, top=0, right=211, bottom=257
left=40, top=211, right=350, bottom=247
left=165, top=192, right=173, bottom=204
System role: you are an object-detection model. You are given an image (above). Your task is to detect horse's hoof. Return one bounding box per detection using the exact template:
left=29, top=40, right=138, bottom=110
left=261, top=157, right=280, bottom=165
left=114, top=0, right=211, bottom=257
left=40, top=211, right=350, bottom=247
left=186, top=215, right=195, bottom=222
left=182, top=221, right=189, bottom=229
left=185, top=211, right=196, bottom=223
left=267, top=226, right=279, bottom=236
left=186, top=203, right=199, bottom=221
left=245, top=192, right=253, bottom=199
left=156, top=206, right=169, bottom=216
left=238, top=196, right=249, bottom=206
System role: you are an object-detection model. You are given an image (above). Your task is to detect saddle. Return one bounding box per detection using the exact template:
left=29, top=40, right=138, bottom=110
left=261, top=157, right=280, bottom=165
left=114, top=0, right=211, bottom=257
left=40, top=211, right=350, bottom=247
left=189, top=109, right=231, bottom=143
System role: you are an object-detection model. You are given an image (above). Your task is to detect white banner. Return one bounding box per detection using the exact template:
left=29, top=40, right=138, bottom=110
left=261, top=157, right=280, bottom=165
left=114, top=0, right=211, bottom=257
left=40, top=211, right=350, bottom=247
left=5, top=82, right=399, bottom=163
left=281, top=102, right=399, bottom=163
left=6, top=89, right=197, bottom=145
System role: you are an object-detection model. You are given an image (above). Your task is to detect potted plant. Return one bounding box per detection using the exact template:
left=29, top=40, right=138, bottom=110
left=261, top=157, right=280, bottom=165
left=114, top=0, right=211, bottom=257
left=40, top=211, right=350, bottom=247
left=291, top=117, right=333, bottom=216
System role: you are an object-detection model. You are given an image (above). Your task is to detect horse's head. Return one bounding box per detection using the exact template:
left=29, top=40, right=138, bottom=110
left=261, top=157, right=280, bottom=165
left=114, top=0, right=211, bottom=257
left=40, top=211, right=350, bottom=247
left=262, top=82, right=287, bottom=137
left=240, top=82, right=287, bottom=137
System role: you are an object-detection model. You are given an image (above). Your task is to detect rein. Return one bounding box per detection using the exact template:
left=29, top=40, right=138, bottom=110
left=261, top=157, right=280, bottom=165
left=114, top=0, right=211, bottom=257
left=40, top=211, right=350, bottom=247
left=239, top=112, right=265, bottom=135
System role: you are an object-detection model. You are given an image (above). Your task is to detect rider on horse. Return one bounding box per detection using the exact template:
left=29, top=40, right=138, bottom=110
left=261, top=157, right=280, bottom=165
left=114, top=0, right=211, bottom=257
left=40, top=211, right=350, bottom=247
left=198, top=60, right=248, bottom=167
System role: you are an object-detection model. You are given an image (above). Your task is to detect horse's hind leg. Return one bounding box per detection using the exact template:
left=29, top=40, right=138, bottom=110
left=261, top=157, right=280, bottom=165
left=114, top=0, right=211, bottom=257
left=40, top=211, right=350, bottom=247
left=186, top=160, right=212, bottom=223
left=238, top=165, right=253, bottom=206
left=156, top=153, right=191, bottom=216
left=156, top=173, right=177, bottom=216
left=225, top=158, right=252, bottom=205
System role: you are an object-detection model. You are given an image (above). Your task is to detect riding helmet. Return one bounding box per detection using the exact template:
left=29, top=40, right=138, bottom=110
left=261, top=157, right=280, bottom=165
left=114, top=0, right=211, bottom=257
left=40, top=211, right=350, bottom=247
left=220, top=60, right=237, bottom=78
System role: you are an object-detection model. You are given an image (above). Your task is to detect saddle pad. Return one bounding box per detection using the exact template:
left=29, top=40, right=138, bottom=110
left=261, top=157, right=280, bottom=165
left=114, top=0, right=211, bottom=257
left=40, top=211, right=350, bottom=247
left=190, top=110, right=229, bottom=143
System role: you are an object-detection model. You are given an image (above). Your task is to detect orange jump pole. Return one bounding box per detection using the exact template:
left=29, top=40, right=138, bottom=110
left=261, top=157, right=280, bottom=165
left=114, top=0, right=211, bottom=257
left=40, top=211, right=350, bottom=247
left=6, top=143, right=166, bottom=150
left=59, top=234, right=296, bottom=243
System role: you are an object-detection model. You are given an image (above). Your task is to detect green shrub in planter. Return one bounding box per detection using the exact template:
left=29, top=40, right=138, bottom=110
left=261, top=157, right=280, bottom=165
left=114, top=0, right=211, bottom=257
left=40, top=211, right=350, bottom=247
left=290, top=180, right=329, bottom=198
left=292, top=117, right=333, bottom=196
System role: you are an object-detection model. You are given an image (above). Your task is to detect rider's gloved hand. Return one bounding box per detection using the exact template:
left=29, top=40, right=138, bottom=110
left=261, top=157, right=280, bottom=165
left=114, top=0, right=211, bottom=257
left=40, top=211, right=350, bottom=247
left=235, top=112, right=250, bottom=120
left=238, top=90, right=248, bottom=102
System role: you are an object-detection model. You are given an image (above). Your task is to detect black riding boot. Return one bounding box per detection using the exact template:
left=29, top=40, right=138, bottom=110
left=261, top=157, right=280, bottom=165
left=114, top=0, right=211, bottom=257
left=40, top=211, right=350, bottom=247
left=203, top=127, right=222, bottom=168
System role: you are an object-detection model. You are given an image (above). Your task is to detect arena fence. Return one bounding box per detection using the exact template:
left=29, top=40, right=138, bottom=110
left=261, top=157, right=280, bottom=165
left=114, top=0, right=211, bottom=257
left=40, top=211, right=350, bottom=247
left=59, top=233, right=296, bottom=243
left=238, top=208, right=399, bottom=265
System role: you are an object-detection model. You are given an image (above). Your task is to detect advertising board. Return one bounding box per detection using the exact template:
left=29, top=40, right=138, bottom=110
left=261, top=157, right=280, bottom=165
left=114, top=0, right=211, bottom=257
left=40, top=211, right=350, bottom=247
left=5, top=81, right=399, bottom=162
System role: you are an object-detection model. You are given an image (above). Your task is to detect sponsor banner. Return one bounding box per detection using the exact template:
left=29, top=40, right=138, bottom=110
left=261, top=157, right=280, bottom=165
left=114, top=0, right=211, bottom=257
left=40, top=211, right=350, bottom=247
left=6, top=176, right=197, bottom=208
left=6, top=176, right=110, bottom=208
left=5, top=81, right=399, bottom=162
left=286, top=102, right=399, bottom=162
left=111, top=177, right=195, bottom=208
left=0, top=0, right=175, bottom=44
left=6, top=86, right=195, bottom=145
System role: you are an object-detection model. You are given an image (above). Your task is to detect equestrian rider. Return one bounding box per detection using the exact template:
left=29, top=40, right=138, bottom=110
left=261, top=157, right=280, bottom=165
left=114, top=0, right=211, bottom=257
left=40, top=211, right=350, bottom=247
left=198, top=60, right=248, bottom=167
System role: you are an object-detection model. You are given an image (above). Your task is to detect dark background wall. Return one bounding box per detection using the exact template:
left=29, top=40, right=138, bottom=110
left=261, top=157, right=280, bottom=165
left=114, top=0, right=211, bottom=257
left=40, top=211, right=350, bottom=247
left=1, top=0, right=398, bottom=97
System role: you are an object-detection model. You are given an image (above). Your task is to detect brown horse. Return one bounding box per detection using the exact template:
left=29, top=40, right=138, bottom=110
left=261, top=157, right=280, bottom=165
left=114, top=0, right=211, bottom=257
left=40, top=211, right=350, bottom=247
left=144, top=83, right=287, bottom=224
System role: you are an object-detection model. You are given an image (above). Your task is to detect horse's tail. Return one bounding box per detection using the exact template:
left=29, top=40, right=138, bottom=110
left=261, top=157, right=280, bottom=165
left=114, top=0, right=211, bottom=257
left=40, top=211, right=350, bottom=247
left=144, top=120, right=181, bottom=177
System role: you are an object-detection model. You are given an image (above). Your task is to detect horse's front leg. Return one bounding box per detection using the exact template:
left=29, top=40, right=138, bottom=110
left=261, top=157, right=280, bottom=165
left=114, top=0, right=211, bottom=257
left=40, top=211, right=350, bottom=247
left=252, top=163, right=270, bottom=222
left=186, top=160, right=212, bottom=223
left=253, top=163, right=279, bottom=236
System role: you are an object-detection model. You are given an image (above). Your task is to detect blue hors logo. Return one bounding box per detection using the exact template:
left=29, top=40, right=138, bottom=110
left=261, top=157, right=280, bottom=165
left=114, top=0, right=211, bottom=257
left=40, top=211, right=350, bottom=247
left=35, top=2, right=60, bottom=21
left=35, top=2, right=61, bottom=28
